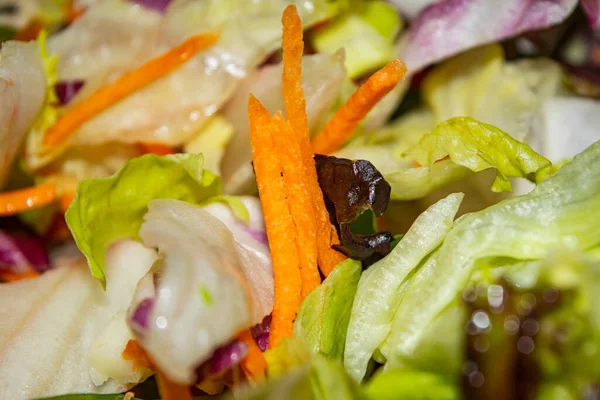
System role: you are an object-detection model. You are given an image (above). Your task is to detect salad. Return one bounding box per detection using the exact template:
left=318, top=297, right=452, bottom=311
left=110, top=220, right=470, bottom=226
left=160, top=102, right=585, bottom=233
left=1, top=0, right=600, bottom=399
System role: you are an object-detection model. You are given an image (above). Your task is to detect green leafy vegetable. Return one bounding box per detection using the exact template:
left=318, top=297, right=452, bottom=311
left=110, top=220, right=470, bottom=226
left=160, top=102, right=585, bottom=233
left=65, top=154, right=222, bottom=287
left=381, top=140, right=600, bottom=369
left=344, top=193, right=464, bottom=381
left=408, top=117, right=552, bottom=192
left=34, top=394, right=139, bottom=400
left=365, top=369, right=459, bottom=400
left=294, top=259, right=362, bottom=360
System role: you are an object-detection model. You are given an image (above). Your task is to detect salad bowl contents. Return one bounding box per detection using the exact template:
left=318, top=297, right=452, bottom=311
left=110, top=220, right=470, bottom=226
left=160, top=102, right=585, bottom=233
left=1, top=1, right=600, bottom=399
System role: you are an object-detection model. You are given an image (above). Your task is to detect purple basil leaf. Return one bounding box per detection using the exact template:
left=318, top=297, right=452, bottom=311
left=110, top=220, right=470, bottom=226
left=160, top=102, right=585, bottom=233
left=56, top=80, right=85, bottom=106
left=195, top=339, right=248, bottom=383
left=250, top=314, right=271, bottom=352
left=400, top=0, right=578, bottom=72
left=128, top=0, right=172, bottom=13
left=130, top=298, right=154, bottom=333
left=0, top=229, right=49, bottom=274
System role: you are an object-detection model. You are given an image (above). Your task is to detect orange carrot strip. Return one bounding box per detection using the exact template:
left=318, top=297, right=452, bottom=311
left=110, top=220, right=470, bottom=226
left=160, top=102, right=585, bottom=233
left=281, top=5, right=346, bottom=277
left=238, top=330, right=267, bottom=382
left=0, top=184, right=56, bottom=216
left=270, top=113, right=320, bottom=298
left=122, top=340, right=153, bottom=371
left=248, top=95, right=302, bottom=349
left=311, top=59, right=408, bottom=155
left=59, top=192, right=76, bottom=214
left=137, top=142, right=175, bottom=156
left=0, top=271, right=40, bottom=282
left=63, top=1, right=86, bottom=23
left=155, top=371, right=192, bottom=400
left=43, top=32, right=220, bottom=149
left=14, top=21, right=43, bottom=42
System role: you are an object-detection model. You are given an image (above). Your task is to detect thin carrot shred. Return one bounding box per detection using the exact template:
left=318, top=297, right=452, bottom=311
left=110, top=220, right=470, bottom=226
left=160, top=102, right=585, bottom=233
left=281, top=5, right=346, bottom=278
left=248, top=95, right=302, bottom=349
left=14, top=21, right=43, bottom=42
left=155, top=371, right=192, bottom=400
left=270, top=113, right=320, bottom=297
left=311, top=58, right=408, bottom=155
left=63, top=1, right=85, bottom=23
left=138, top=142, right=175, bottom=156
left=0, top=184, right=56, bottom=216
left=43, top=32, right=220, bottom=149
left=122, top=339, right=153, bottom=371
left=59, top=192, right=76, bottom=214
left=0, top=271, right=40, bottom=282
left=238, top=330, right=267, bottom=382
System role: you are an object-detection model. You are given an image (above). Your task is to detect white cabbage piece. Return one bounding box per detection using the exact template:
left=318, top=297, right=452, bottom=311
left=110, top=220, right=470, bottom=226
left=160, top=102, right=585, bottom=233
left=0, top=240, right=157, bottom=399
left=221, top=52, right=347, bottom=194
left=138, top=199, right=272, bottom=384
left=0, top=40, right=46, bottom=187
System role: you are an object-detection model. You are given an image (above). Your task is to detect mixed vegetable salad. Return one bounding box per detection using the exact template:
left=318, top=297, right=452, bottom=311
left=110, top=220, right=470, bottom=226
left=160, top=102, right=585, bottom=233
left=1, top=0, right=600, bottom=399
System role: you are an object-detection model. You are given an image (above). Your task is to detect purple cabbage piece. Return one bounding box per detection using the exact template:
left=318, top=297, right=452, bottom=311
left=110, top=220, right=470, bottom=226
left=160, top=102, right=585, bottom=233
left=244, top=226, right=269, bottom=247
left=250, top=314, right=271, bottom=352
left=581, top=0, right=600, bottom=31
left=127, top=0, right=172, bottom=13
left=0, top=230, right=49, bottom=274
left=56, top=80, right=85, bottom=106
left=130, top=298, right=154, bottom=333
left=400, top=0, right=578, bottom=72
left=195, top=339, right=249, bottom=383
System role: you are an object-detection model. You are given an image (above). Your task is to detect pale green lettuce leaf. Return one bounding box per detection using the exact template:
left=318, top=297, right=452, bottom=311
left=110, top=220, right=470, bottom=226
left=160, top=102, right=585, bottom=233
left=294, top=259, right=362, bottom=361
left=381, top=140, right=600, bottom=364
left=409, top=117, right=552, bottom=192
left=65, top=154, right=221, bottom=287
left=365, top=369, right=459, bottom=400
left=344, top=193, right=464, bottom=381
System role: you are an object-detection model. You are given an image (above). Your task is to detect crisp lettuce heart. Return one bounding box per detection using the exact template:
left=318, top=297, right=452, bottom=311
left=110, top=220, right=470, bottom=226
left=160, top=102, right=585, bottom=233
left=65, top=153, right=221, bottom=287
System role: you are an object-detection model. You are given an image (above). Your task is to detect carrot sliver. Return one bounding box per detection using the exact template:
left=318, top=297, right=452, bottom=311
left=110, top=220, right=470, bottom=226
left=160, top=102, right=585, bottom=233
left=311, top=58, right=408, bottom=155
left=248, top=95, right=302, bottom=349
left=60, top=192, right=76, bottom=214
left=281, top=5, right=346, bottom=278
left=238, top=330, right=267, bottom=382
left=270, top=113, right=320, bottom=298
left=155, top=371, right=192, bottom=400
left=42, top=32, right=220, bottom=149
left=138, top=142, right=175, bottom=156
left=122, top=340, right=153, bottom=371
left=14, top=21, right=43, bottom=42
left=0, top=270, right=40, bottom=282
left=0, top=184, right=56, bottom=216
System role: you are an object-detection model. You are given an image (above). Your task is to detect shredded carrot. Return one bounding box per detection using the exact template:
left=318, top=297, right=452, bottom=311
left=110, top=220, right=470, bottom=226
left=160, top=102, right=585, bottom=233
left=281, top=5, right=346, bottom=277
left=238, top=330, right=267, bottom=382
left=270, top=113, right=320, bottom=298
left=311, top=59, right=408, bottom=155
left=63, top=1, right=85, bottom=23
left=0, top=270, right=40, bottom=282
left=155, top=371, right=192, bottom=400
left=0, top=184, right=56, bottom=216
left=248, top=95, right=302, bottom=349
left=122, top=340, right=153, bottom=371
left=137, top=142, right=175, bottom=156
left=43, top=32, right=220, bottom=149
left=59, top=192, right=76, bottom=214
left=14, top=21, right=43, bottom=42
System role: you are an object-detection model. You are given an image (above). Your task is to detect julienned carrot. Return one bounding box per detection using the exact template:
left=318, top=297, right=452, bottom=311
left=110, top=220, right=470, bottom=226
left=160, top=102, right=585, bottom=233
left=43, top=32, right=220, bottom=149
left=0, top=271, right=40, bottom=282
left=138, top=142, right=175, bottom=156
left=60, top=192, right=76, bottom=214
left=281, top=5, right=346, bottom=277
left=270, top=113, right=320, bottom=298
left=238, top=330, right=267, bottom=382
left=155, top=371, right=192, bottom=400
left=122, top=339, right=152, bottom=371
left=311, top=58, right=408, bottom=155
left=248, top=95, right=302, bottom=349
left=0, top=184, right=56, bottom=216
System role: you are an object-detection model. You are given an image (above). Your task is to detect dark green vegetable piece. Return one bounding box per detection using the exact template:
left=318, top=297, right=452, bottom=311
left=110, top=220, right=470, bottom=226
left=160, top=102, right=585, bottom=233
left=314, top=155, right=392, bottom=266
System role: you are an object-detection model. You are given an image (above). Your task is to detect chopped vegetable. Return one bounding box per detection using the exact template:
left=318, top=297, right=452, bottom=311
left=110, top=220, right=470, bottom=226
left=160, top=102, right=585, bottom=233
left=137, top=143, right=175, bottom=156
left=238, top=330, right=268, bottom=382
left=281, top=4, right=346, bottom=277
left=121, top=340, right=153, bottom=371
left=0, top=184, right=56, bottom=216
left=248, top=95, right=302, bottom=348
left=155, top=370, right=192, bottom=400
left=42, top=32, right=220, bottom=149
left=311, top=58, right=407, bottom=155
left=55, top=80, right=85, bottom=106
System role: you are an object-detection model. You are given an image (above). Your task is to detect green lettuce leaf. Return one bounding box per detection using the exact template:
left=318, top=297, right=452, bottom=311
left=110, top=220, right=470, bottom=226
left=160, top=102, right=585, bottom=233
left=35, top=395, right=139, bottom=400
left=380, top=140, right=600, bottom=366
left=408, top=117, right=552, bottom=192
left=294, top=259, right=362, bottom=360
left=344, top=193, right=464, bottom=381
left=65, top=154, right=221, bottom=287
left=365, top=369, right=459, bottom=400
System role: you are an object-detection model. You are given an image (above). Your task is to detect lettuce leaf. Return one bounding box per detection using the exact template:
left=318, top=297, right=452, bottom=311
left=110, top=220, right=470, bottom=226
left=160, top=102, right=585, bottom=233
left=381, top=140, right=600, bottom=366
left=294, top=259, right=362, bottom=361
left=365, top=369, right=459, bottom=400
left=408, top=117, right=552, bottom=192
left=35, top=395, right=140, bottom=400
left=65, top=154, right=221, bottom=287
left=344, top=193, right=463, bottom=381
